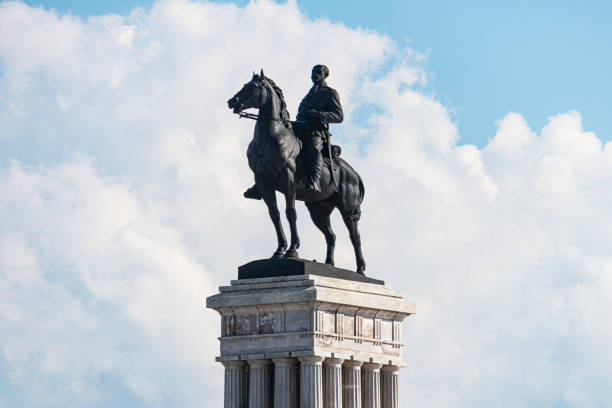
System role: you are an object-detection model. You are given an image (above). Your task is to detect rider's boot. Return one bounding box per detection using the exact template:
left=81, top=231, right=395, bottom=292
left=244, top=184, right=262, bottom=200
left=306, top=149, right=323, bottom=193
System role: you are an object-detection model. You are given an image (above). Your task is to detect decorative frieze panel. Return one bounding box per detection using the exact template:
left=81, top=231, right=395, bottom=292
left=338, top=305, right=358, bottom=337
left=258, top=304, right=284, bottom=334
left=310, top=303, right=340, bottom=334
left=234, top=307, right=258, bottom=336
left=362, top=314, right=374, bottom=339
left=378, top=318, right=393, bottom=341
left=284, top=302, right=311, bottom=332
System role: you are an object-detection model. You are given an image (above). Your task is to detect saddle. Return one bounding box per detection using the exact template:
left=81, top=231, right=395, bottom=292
left=295, top=141, right=341, bottom=186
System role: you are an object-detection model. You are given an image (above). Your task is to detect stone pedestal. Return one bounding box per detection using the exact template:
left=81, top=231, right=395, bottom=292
left=206, top=259, right=415, bottom=408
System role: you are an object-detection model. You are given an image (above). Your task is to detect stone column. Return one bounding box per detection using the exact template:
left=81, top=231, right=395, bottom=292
left=248, top=359, right=272, bottom=408
left=223, top=361, right=248, bottom=408
left=362, top=363, right=382, bottom=408
left=273, top=358, right=299, bottom=408
left=342, top=360, right=362, bottom=408
left=323, top=358, right=344, bottom=408
left=298, top=356, right=324, bottom=408
left=381, top=365, right=400, bottom=408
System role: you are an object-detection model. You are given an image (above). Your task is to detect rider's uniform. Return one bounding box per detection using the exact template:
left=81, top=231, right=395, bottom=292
left=294, top=81, right=343, bottom=189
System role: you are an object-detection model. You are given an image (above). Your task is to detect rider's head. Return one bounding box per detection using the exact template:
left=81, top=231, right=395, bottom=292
left=311, top=65, right=329, bottom=85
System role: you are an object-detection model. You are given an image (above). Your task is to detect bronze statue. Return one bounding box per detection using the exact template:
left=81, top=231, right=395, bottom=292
left=295, top=64, right=343, bottom=192
left=227, top=67, right=366, bottom=274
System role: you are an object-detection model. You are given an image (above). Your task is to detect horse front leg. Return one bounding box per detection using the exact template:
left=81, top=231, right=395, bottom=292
left=281, top=167, right=300, bottom=259
left=258, top=179, right=287, bottom=258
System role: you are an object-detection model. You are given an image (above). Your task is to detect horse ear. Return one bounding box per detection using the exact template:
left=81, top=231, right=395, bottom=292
left=252, top=71, right=257, bottom=78
left=260, top=69, right=265, bottom=78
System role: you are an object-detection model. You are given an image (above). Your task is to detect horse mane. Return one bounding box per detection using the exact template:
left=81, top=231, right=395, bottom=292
left=262, top=76, right=292, bottom=130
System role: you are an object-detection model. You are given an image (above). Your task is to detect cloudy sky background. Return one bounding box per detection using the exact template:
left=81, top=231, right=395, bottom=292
left=1, top=0, right=611, bottom=406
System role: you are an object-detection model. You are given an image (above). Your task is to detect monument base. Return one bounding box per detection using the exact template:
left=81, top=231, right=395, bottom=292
left=238, top=258, right=384, bottom=285
left=206, top=263, right=415, bottom=408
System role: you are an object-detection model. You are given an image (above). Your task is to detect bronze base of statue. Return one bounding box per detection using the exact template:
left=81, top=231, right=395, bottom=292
left=238, top=258, right=382, bottom=284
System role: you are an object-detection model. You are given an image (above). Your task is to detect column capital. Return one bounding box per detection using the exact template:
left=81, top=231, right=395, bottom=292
left=343, top=360, right=364, bottom=368
left=247, top=359, right=272, bottom=367
left=222, top=360, right=246, bottom=368
left=362, top=362, right=383, bottom=370
left=323, top=357, right=345, bottom=366
left=381, top=364, right=401, bottom=373
left=298, top=355, right=325, bottom=363
left=272, top=357, right=298, bottom=365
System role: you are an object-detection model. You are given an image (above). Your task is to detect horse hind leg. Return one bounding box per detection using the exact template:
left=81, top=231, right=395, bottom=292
left=340, top=206, right=366, bottom=274
left=306, top=200, right=336, bottom=266
left=258, top=178, right=287, bottom=259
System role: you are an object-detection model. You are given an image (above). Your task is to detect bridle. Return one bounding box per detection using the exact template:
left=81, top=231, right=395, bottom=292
left=234, top=78, right=308, bottom=124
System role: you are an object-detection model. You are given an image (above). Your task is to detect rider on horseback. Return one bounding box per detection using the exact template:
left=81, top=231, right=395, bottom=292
left=244, top=64, right=343, bottom=198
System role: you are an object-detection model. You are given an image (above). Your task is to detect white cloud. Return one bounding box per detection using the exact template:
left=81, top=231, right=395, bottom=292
left=0, top=159, right=221, bottom=406
left=1, top=0, right=612, bottom=407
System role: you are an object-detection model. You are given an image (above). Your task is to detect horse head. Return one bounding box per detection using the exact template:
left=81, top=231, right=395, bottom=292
left=227, top=72, right=269, bottom=113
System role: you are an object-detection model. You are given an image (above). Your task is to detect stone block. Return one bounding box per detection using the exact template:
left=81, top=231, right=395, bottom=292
left=207, top=271, right=415, bottom=366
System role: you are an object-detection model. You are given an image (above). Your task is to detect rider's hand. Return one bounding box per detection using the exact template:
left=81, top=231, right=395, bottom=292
left=306, top=109, right=320, bottom=120
left=306, top=109, right=324, bottom=125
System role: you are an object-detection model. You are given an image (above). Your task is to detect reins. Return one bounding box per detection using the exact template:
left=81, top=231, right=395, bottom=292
left=237, top=111, right=308, bottom=124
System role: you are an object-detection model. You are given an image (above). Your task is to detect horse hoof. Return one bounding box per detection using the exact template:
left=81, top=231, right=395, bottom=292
left=325, top=259, right=334, bottom=266
left=356, top=265, right=366, bottom=275
left=271, top=250, right=285, bottom=259
left=283, top=249, right=299, bottom=259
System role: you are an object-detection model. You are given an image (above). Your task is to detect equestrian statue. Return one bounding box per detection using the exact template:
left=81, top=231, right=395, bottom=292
left=227, top=65, right=366, bottom=274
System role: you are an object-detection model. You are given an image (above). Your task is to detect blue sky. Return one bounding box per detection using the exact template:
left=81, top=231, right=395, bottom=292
left=22, top=0, right=612, bottom=146
left=2, top=1, right=612, bottom=407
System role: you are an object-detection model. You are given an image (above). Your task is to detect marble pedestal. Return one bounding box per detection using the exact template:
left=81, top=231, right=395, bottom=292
left=206, top=260, right=415, bottom=408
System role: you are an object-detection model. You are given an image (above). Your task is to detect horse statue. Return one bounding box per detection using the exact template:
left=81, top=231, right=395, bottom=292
left=227, top=71, right=366, bottom=274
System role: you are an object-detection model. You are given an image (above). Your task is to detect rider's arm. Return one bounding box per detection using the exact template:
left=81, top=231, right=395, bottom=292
left=319, top=89, right=343, bottom=124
